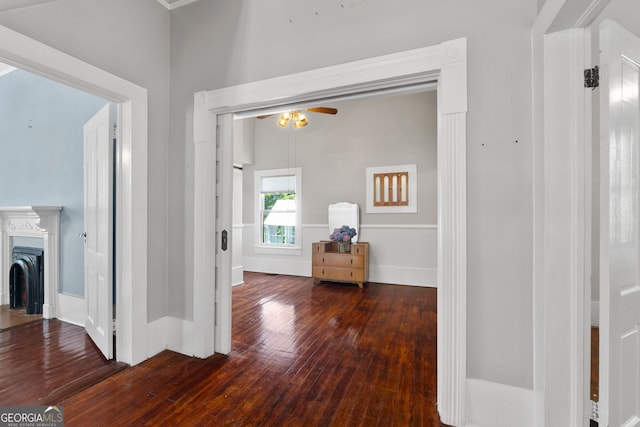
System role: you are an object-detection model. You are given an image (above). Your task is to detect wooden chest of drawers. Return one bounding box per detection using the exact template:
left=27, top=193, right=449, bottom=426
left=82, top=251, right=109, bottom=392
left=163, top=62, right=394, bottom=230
left=312, top=241, right=369, bottom=288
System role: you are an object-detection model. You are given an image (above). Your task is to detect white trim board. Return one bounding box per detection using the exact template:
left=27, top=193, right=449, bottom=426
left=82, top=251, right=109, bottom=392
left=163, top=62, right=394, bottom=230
left=194, top=38, right=467, bottom=425
left=0, top=24, right=149, bottom=366
left=532, top=1, right=612, bottom=425
left=146, top=316, right=198, bottom=358
left=56, top=293, right=85, bottom=327
left=369, top=265, right=437, bottom=287
left=542, top=28, right=591, bottom=426
left=465, top=379, right=534, bottom=427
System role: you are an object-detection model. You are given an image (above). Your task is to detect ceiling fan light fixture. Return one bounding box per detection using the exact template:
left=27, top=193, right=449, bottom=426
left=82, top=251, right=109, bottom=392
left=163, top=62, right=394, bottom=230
left=264, top=107, right=335, bottom=128
left=278, top=112, right=291, bottom=127
left=277, top=117, right=289, bottom=127
left=278, top=110, right=308, bottom=128
left=293, top=112, right=308, bottom=128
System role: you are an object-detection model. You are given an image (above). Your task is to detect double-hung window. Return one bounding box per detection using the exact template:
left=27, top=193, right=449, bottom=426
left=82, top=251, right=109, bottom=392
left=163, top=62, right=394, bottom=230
left=254, top=168, right=302, bottom=254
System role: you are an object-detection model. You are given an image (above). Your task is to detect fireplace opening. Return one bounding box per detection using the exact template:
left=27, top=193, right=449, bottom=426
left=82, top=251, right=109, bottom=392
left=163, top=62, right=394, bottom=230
left=9, top=247, right=44, bottom=315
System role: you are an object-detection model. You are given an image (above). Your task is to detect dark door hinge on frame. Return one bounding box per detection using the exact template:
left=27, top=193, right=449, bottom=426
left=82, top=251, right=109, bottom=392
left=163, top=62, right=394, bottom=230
left=584, top=66, right=599, bottom=89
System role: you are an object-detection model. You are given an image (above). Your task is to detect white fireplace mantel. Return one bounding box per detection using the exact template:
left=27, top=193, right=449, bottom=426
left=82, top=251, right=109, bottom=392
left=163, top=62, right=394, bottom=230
left=0, top=206, right=62, bottom=318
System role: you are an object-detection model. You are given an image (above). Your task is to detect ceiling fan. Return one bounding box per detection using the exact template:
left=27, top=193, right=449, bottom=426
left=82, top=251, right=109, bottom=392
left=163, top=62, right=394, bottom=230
left=257, top=107, right=338, bottom=128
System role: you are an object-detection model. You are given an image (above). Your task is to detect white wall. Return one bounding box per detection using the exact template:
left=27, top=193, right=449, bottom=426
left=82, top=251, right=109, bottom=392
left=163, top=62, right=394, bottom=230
left=170, top=0, right=536, bottom=390
left=240, top=91, right=438, bottom=287
left=0, top=0, right=171, bottom=321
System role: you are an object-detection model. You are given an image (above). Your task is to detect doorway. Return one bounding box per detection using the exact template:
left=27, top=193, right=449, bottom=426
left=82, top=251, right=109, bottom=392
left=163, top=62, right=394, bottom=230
left=0, top=23, right=149, bottom=365
left=0, top=64, right=111, bottom=339
left=193, top=38, right=468, bottom=425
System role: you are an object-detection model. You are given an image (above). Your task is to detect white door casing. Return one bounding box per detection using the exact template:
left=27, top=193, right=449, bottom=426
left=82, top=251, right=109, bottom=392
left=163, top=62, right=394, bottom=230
left=542, top=28, right=592, bottom=426
left=84, top=103, right=114, bottom=359
left=599, top=19, right=640, bottom=426
left=193, top=39, right=467, bottom=425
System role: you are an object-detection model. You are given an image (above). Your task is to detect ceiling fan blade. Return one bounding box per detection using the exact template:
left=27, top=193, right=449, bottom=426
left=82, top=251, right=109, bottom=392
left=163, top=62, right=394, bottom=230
left=305, top=107, right=338, bottom=115
left=256, top=114, right=275, bottom=119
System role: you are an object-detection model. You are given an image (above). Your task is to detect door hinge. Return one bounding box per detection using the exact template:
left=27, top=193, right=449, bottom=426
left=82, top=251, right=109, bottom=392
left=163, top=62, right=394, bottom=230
left=584, top=66, right=599, bottom=89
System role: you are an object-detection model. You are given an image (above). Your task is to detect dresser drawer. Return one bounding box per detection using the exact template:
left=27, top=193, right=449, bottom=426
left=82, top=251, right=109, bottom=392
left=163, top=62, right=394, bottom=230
left=312, top=266, right=365, bottom=283
left=313, top=253, right=364, bottom=268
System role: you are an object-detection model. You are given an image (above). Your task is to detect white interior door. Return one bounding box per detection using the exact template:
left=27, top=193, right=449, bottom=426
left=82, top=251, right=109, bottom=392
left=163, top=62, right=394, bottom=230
left=600, top=19, right=640, bottom=426
left=83, top=103, right=114, bottom=359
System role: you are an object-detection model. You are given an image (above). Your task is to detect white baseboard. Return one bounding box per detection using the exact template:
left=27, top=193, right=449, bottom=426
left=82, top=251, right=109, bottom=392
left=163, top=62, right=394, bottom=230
left=591, top=300, right=599, bottom=327
left=243, top=256, right=310, bottom=277
left=465, top=378, right=534, bottom=427
left=369, top=264, right=437, bottom=287
left=56, top=293, right=85, bottom=326
left=243, top=256, right=436, bottom=287
left=232, top=265, right=244, bottom=286
left=146, top=316, right=197, bottom=358
left=146, top=316, right=168, bottom=356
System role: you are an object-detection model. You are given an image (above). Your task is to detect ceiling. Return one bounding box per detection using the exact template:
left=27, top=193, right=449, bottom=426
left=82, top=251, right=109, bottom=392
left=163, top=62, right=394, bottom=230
left=0, top=0, right=197, bottom=12
left=0, top=0, right=59, bottom=12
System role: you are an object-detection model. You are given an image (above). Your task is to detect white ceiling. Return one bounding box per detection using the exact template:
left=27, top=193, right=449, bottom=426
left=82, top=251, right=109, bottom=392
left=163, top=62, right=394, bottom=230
left=0, top=0, right=544, bottom=15
left=156, top=0, right=200, bottom=10
left=0, top=0, right=59, bottom=12
left=0, top=0, right=198, bottom=12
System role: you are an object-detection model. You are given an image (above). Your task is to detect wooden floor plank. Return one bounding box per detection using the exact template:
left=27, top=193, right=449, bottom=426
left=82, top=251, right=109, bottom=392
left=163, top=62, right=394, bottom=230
left=0, top=319, right=126, bottom=405
left=52, top=272, right=449, bottom=426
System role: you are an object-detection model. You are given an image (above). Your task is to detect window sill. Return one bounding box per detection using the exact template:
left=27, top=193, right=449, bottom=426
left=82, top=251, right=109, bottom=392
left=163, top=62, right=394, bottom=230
left=254, top=245, right=302, bottom=256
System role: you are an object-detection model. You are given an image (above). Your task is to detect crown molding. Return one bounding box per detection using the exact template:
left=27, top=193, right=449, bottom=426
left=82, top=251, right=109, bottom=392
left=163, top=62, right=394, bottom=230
left=156, top=0, right=199, bottom=10
left=0, top=0, right=59, bottom=12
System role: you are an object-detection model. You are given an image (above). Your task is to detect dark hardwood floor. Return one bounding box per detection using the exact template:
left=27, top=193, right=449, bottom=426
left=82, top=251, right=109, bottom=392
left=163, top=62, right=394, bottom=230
left=58, top=272, right=448, bottom=426
left=0, top=318, right=127, bottom=405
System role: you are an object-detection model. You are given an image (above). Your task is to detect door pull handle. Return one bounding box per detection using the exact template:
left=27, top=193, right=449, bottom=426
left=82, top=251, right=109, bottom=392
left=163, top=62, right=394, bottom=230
left=221, top=230, right=228, bottom=251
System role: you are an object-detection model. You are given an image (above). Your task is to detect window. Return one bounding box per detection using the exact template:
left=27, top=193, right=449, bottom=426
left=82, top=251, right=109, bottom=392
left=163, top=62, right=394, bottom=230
left=254, top=168, right=302, bottom=253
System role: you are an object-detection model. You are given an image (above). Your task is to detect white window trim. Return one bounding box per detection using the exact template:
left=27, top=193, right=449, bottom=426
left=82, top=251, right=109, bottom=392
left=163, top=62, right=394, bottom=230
left=254, top=168, right=302, bottom=255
